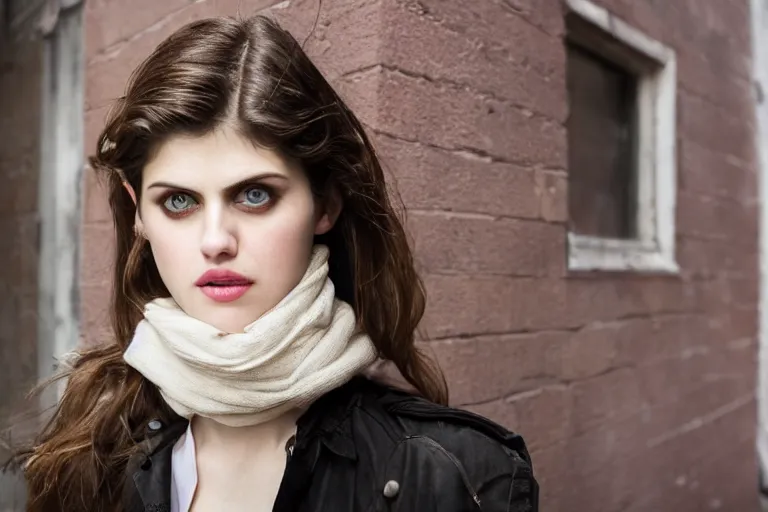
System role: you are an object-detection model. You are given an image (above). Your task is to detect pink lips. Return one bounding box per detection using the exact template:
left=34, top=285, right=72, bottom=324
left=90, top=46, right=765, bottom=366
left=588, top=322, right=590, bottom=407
left=195, top=269, right=253, bottom=303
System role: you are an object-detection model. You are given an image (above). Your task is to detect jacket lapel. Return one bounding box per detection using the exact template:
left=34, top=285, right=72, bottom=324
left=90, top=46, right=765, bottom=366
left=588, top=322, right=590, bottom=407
left=124, top=420, right=187, bottom=512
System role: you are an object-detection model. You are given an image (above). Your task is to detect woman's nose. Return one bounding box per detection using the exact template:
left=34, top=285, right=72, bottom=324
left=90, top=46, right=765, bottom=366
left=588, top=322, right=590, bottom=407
left=200, top=207, right=237, bottom=260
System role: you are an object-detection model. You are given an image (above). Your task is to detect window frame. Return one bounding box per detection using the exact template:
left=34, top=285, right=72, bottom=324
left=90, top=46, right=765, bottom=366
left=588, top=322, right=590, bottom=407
left=564, top=0, right=679, bottom=274
left=37, top=1, right=84, bottom=399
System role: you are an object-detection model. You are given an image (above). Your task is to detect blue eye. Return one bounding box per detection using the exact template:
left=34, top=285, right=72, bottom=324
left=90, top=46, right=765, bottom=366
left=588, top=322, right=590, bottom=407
left=163, top=193, right=197, bottom=213
left=240, top=187, right=271, bottom=207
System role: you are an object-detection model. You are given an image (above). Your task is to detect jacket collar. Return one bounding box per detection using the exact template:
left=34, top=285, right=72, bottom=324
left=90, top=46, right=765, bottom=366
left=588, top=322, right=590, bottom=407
left=123, top=378, right=373, bottom=510
left=293, top=377, right=373, bottom=460
left=123, top=419, right=187, bottom=512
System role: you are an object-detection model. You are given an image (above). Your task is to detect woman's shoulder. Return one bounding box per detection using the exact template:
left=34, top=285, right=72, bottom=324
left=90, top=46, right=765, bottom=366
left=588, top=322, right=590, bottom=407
left=320, top=377, right=539, bottom=509
left=340, top=377, right=531, bottom=453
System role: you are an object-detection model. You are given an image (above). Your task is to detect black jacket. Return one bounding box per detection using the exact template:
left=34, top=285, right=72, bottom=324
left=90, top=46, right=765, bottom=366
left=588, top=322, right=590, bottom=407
left=124, top=377, right=539, bottom=511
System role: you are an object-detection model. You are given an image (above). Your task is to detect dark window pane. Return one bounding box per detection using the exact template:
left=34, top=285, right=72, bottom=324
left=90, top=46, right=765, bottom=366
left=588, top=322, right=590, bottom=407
left=566, top=43, right=638, bottom=239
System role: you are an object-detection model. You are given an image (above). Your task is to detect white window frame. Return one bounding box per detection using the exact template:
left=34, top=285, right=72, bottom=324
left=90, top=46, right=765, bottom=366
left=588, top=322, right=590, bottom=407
left=751, top=0, right=768, bottom=502
left=37, top=0, right=84, bottom=404
left=564, top=0, right=679, bottom=274
left=0, top=2, right=83, bottom=507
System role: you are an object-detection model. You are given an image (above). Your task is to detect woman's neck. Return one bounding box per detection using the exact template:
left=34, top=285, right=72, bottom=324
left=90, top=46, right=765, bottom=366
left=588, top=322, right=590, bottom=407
left=191, top=408, right=303, bottom=453
left=187, top=408, right=305, bottom=510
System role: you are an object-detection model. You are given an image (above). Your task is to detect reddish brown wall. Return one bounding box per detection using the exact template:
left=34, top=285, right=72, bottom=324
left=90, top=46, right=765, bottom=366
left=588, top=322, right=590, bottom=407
left=0, top=32, right=43, bottom=509
left=367, top=2, right=758, bottom=511
left=80, top=1, right=760, bottom=510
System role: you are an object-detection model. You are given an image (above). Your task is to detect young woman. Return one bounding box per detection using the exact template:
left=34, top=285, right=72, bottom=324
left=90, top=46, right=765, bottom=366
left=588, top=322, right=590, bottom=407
left=18, top=15, right=538, bottom=512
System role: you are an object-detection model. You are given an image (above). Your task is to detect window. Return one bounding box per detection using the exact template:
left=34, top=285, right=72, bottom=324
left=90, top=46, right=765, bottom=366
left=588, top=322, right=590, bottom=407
left=37, top=0, right=84, bottom=390
left=564, top=0, right=678, bottom=273
left=567, top=44, right=638, bottom=240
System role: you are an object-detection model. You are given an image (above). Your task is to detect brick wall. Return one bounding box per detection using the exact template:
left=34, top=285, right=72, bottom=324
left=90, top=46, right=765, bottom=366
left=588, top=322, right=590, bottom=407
left=0, top=32, right=43, bottom=510
left=80, top=1, right=760, bottom=510
left=371, top=2, right=757, bottom=510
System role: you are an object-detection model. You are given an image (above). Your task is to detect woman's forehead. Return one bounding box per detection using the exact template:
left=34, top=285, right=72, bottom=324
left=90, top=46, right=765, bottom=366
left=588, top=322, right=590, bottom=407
left=142, top=128, right=299, bottom=188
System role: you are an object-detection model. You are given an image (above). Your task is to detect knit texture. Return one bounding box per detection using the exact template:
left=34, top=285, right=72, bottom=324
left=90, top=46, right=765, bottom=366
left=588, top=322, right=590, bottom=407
left=123, top=245, right=378, bottom=427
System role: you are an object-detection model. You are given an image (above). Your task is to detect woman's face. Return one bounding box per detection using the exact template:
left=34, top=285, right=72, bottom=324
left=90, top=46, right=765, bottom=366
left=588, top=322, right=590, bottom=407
left=136, top=126, right=336, bottom=333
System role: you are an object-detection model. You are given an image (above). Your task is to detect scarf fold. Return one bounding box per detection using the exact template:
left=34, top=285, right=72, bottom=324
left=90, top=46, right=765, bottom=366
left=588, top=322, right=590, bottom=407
left=123, top=245, right=377, bottom=427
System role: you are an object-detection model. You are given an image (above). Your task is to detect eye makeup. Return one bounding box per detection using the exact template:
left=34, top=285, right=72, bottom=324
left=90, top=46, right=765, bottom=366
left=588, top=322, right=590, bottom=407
left=147, top=173, right=289, bottom=218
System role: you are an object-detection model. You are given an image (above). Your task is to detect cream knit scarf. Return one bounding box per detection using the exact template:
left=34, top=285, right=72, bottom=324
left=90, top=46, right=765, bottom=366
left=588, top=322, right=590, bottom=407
left=123, top=245, right=378, bottom=427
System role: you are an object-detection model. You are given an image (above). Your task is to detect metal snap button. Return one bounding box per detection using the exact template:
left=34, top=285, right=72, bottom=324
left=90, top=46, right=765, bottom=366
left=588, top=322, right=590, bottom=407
left=383, top=480, right=400, bottom=498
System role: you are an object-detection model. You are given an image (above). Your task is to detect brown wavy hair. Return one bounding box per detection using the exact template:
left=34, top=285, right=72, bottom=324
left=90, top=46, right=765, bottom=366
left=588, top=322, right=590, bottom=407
left=15, top=14, right=447, bottom=512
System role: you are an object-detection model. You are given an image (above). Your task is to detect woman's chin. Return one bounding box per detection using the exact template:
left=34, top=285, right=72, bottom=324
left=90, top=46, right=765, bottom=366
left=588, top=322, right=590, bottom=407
left=185, top=305, right=263, bottom=334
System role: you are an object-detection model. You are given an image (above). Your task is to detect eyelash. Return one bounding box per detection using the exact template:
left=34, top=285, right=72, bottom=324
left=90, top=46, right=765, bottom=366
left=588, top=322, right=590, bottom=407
left=157, top=185, right=277, bottom=219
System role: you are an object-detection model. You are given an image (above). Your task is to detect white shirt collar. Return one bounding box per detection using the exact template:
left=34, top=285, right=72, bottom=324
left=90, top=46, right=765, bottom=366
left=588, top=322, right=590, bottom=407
left=171, top=422, right=198, bottom=512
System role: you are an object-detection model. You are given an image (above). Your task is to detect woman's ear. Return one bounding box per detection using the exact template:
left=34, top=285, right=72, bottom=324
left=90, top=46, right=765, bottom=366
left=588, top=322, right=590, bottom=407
left=134, top=209, right=146, bottom=238
left=123, top=180, right=137, bottom=205
left=314, top=186, right=343, bottom=235
left=124, top=179, right=146, bottom=237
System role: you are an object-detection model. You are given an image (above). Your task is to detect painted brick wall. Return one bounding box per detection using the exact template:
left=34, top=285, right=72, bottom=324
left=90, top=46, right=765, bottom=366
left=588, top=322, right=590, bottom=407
left=80, top=1, right=760, bottom=510
left=0, top=32, right=43, bottom=511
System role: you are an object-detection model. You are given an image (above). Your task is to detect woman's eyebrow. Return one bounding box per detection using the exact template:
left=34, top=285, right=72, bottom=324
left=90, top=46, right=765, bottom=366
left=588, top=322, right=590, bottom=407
left=221, top=173, right=289, bottom=195
left=146, top=172, right=289, bottom=194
